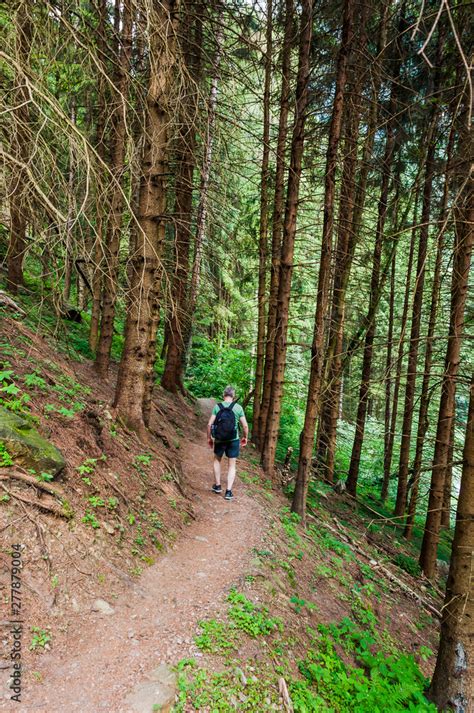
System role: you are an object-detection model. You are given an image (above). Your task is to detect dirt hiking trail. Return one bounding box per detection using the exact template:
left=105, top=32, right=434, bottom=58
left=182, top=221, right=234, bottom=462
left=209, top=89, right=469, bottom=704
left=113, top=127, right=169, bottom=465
left=10, top=399, right=266, bottom=712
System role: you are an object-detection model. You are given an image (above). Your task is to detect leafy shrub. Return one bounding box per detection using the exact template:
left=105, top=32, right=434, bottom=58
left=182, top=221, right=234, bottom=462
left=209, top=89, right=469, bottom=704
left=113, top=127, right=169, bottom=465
left=23, top=372, right=48, bottom=391
left=0, top=368, right=31, bottom=415
left=82, top=510, right=100, bottom=529
left=36, top=472, right=54, bottom=482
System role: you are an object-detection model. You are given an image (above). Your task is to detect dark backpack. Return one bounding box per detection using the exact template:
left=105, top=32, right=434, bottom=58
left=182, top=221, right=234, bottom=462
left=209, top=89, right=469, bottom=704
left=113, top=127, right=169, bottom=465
left=212, top=402, right=237, bottom=441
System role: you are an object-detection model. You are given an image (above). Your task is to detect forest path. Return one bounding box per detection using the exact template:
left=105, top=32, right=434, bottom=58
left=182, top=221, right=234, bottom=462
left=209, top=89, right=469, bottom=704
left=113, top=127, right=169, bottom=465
left=17, top=399, right=265, bottom=713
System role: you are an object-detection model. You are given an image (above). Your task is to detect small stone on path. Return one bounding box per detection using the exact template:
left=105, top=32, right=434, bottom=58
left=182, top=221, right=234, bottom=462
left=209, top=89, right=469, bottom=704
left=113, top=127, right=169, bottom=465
left=91, top=599, right=115, bottom=616
left=124, top=664, right=177, bottom=713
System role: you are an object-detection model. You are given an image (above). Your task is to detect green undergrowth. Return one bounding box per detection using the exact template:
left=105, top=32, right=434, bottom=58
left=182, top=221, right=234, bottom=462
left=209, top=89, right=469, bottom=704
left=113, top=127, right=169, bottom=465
left=302, top=476, right=452, bottom=567
left=1, top=275, right=167, bottom=379
left=0, top=354, right=91, bottom=422
left=291, top=620, right=435, bottom=712
left=194, top=589, right=283, bottom=654
left=173, top=506, right=435, bottom=712
left=174, top=596, right=435, bottom=712
left=0, top=303, right=189, bottom=574
left=0, top=282, right=124, bottom=364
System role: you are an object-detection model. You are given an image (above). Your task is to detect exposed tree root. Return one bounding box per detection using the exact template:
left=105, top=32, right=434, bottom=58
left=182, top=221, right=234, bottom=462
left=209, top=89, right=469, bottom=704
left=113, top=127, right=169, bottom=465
left=0, top=483, right=69, bottom=518
left=1, top=469, right=64, bottom=498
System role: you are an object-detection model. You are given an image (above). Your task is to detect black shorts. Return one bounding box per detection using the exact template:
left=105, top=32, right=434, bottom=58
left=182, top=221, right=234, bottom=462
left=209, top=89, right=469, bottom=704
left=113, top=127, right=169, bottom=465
left=214, top=439, right=240, bottom=458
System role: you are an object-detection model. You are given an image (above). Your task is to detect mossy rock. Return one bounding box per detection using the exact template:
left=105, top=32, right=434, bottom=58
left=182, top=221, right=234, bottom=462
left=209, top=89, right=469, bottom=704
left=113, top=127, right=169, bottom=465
left=0, top=406, right=65, bottom=476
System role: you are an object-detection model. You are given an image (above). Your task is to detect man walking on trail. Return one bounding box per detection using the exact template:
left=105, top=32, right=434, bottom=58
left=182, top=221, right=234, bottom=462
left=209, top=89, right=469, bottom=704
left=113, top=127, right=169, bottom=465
left=207, top=386, right=248, bottom=500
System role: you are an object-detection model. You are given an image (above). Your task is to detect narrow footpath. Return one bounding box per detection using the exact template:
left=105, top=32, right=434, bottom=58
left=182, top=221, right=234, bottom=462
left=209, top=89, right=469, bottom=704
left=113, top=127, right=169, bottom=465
left=14, top=399, right=265, bottom=712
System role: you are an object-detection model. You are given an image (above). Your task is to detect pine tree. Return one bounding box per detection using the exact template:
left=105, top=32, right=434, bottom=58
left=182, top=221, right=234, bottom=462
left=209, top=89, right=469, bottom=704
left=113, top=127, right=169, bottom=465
left=7, top=0, right=32, bottom=294
left=261, top=0, right=314, bottom=476
left=346, top=4, right=405, bottom=496
left=291, top=0, right=355, bottom=516
left=95, top=0, right=134, bottom=377
left=429, top=374, right=474, bottom=708
left=161, top=1, right=203, bottom=394
left=257, top=0, right=294, bottom=448
left=252, top=0, right=273, bottom=442
left=114, top=0, right=180, bottom=433
left=419, top=97, right=473, bottom=578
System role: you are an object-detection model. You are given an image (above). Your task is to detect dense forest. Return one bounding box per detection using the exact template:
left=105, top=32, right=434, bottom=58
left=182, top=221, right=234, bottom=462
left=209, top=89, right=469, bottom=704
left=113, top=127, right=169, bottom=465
left=1, top=0, right=473, bottom=709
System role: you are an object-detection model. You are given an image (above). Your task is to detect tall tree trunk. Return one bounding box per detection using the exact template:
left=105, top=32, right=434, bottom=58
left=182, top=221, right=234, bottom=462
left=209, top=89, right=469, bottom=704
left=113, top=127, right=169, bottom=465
left=113, top=0, right=180, bottom=434
left=381, top=192, right=419, bottom=501
left=161, top=2, right=202, bottom=393
left=89, top=0, right=108, bottom=352
left=404, top=115, right=455, bottom=537
left=345, top=118, right=397, bottom=496
left=63, top=100, right=77, bottom=304
left=317, top=1, right=388, bottom=475
left=382, top=251, right=396, bottom=489
left=290, top=0, right=354, bottom=516
left=180, top=27, right=222, bottom=368
left=161, top=1, right=203, bottom=394
left=345, top=5, right=405, bottom=496
left=256, top=0, right=294, bottom=447
left=419, top=106, right=473, bottom=578
left=260, top=0, right=314, bottom=476
left=314, top=0, right=369, bottom=482
left=95, top=0, right=133, bottom=377
left=7, top=0, right=31, bottom=295
left=441, top=416, right=455, bottom=529
left=252, top=0, right=273, bottom=444
left=394, top=108, right=439, bottom=517
left=429, top=374, right=474, bottom=709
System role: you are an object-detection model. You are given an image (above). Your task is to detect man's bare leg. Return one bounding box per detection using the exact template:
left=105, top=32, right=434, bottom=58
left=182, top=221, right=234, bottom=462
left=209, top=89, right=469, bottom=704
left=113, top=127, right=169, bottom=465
left=227, top=457, right=236, bottom=491
left=213, top=455, right=222, bottom=486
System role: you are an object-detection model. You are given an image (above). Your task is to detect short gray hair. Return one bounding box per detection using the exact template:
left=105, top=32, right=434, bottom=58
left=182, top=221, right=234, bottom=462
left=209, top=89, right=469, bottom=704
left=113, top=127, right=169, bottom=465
left=223, top=385, right=236, bottom=398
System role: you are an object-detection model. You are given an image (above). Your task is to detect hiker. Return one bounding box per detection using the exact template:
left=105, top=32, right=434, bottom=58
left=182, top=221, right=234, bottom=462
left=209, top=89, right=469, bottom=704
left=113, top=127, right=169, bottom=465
left=207, top=386, right=249, bottom=500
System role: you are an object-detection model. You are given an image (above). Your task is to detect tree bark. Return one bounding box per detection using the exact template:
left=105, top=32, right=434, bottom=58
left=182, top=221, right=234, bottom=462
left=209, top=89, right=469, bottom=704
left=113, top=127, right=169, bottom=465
left=291, top=0, right=354, bottom=516
left=256, top=0, right=294, bottom=448
left=89, top=0, right=108, bottom=352
left=419, top=106, right=474, bottom=578
left=179, top=26, right=222, bottom=370
left=95, top=0, right=133, bottom=377
left=441, top=416, right=455, bottom=529
left=404, top=114, right=455, bottom=537
left=394, top=107, right=439, bottom=517
left=382, top=250, right=396, bottom=490
left=7, top=0, right=31, bottom=295
left=346, top=122, right=397, bottom=496
left=345, top=6, right=405, bottom=497
left=260, top=0, right=314, bottom=476
left=113, top=0, right=180, bottom=433
left=314, top=0, right=369, bottom=482
left=429, top=374, right=474, bottom=710
left=252, top=0, right=273, bottom=444
left=381, top=191, right=419, bottom=501
left=63, top=100, right=77, bottom=304
left=160, top=1, right=203, bottom=394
